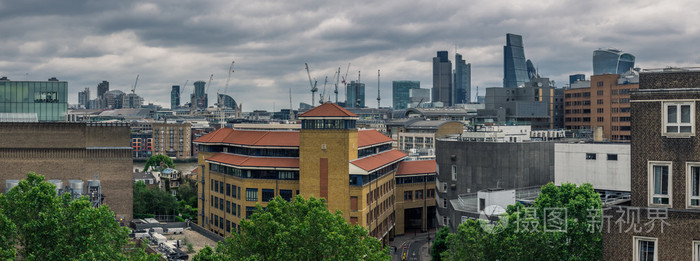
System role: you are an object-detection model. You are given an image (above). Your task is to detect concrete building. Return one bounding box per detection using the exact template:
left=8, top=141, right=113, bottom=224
left=435, top=139, right=554, bottom=231
left=152, top=122, right=192, bottom=159
left=78, top=88, right=90, bottom=109
left=122, top=93, right=143, bottom=109
left=593, top=48, right=635, bottom=76
left=97, top=81, right=109, bottom=100
left=0, top=77, right=68, bottom=121
left=346, top=81, right=366, bottom=108
left=483, top=77, right=564, bottom=129
left=603, top=68, right=700, bottom=260
left=395, top=160, right=436, bottom=235
left=462, top=124, right=531, bottom=142
left=454, top=53, right=471, bottom=104
left=392, top=81, right=420, bottom=110
left=386, top=118, right=463, bottom=157
left=433, top=51, right=452, bottom=106
left=0, top=122, right=133, bottom=221
left=503, top=33, right=530, bottom=88
left=554, top=142, right=630, bottom=192
left=195, top=103, right=423, bottom=243
left=564, top=71, right=638, bottom=141
left=103, top=90, right=125, bottom=109
left=408, top=88, right=430, bottom=108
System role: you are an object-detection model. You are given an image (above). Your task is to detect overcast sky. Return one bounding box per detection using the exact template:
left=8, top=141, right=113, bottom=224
left=2, top=0, right=699, bottom=111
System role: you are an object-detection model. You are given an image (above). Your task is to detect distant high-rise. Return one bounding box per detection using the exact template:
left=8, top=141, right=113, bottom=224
left=103, top=90, right=124, bottom=109
left=346, top=81, right=365, bottom=108
left=191, top=81, right=208, bottom=110
left=432, top=51, right=452, bottom=105
left=78, top=88, right=90, bottom=109
left=171, top=85, right=180, bottom=109
left=569, top=74, right=586, bottom=84
left=526, top=59, right=538, bottom=79
left=409, top=88, right=430, bottom=108
left=392, top=81, right=420, bottom=109
left=454, top=53, right=471, bottom=104
left=503, top=33, right=529, bottom=88
left=218, top=94, right=237, bottom=109
left=593, top=48, right=635, bottom=75
left=122, top=93, right=143, bottom=109
left=97, top=81, right=109, bottom=99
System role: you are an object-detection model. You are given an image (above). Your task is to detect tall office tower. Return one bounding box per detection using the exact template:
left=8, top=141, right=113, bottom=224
left=503, top=33, right=529, bottom=88
left=454, top=53, right=471, bottom=104
left=392, top=81, right=420, bottom=109
left=593, top=48, right=635, bottom=75
left=97, top=81, right=109, bottom=99
left=569, top=74, right=585, bottom=84
left=526, top=59, right=538, bottom=79
left=346, top=81, right=366, bottom=108
left=191, top=81, right=208, bottom=110
left=171, top=85, right=180, bottom=109
left=432, top=51, right=452, bottom=105
left=78, top=88, right=90, bottom=109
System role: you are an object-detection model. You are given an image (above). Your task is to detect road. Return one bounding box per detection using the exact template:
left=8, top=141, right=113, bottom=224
left=391, top=233, right=432, bottom=261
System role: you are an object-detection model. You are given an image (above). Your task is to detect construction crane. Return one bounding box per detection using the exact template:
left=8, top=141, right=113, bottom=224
left=131, top=74, right=139, bottom=94
left=177, top=80, right=189, bottom=107
left=334, top=67, right=340, bottom=103
left=305, top=63, right=318, bottom=106
left=219, top=61, right=235, bottom=128
left=377, top=69, right=381, bottom=108
left=320, top=76, right=328, bottom=105
left=341, top=63, right=350, bottom=104
left=199, top=74, right=213, bottom=110
left=356, top=70, right=361, bottom=107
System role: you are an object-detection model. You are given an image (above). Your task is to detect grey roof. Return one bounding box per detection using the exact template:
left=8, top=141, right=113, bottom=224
left=99, top=108, right=152, bottom=117
left=133, top=172, right=155, bottom=180
left=386, top=118, right=460, bottom=130
left=405, top=107, right=473, bottom=117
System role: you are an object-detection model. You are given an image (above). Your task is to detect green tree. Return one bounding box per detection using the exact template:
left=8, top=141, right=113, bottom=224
left=133, top=181, right=179, bottom=219
left=0, top=212, right=16, bottom=260
left=0, top=172, right=160, bottom=260
left=143, top=154, right=175, bottom=172
left=193, top=195, right=389, bottom=260
left=430, top=226, right=450, bottom=261
left=442, top=183, right=603, bottom=261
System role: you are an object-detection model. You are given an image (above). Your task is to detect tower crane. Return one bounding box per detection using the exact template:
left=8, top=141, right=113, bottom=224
left=305, top=63, right=318, bottom=106
left=320, top=76, right=328, bottom=105
left=199, top=74, right=213, bottom=110
left=131, top=74, right=139, bottom=94
left=177, top=80, right=189, bottom=107
left=334, top=67, right=340, bottom=103
left=219, top=61, right=234, bottom=128
left=377, top=69, right=381, bottom=108
left=341, top=63, right=350, bottom=104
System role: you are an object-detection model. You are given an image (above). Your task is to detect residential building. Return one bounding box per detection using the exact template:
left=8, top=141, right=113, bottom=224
left=564, top=71, right=638, bottom=141
left=195, top=103, right=412, bottom=243
left=395, top=160, right=436, bottom=235
left=78, top=88, right=90, bottom=109
left=192, top=81, right=208, bottom=110
left=346, top=81, right=366, bottom=108
left=152, top=122, right=192, bottom=159
left=0, top=77, right=68, bottom=121
left=435, top=139, right=554, bottom=231
left=433, top=51, right=452, bottom=105
left=603, top=68, right=700, bottom=260
left=392, top=81, right=420, bottom=110
left=593, top=48, right=635, bottom=75
left=97, top=81, right=109, bottom=100
left=503, top=33, right=530, bottom=88
left=0, top=122, right=132, bottom=221
left=133, top=171, right=157, bottom=185
left=171, top=85, right=180, bottom=109
left=103, top=90, right=125, bottom=109
left=454, top=53, right=471, bottom=104
left=131, top=131, right=153, bottom=159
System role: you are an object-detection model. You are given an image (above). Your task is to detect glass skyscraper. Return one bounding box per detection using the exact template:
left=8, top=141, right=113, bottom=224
left=346, top=81, right=365, bottom=108
left=454, top=53, right=471, bottom=104
left=503, top=33, right=529, bottom=88
left=0, top=77, right=68, bottom=121
left=192, top=81, right=208, bottom=110
left=569, top=74, right=586, bottom=84
left=392, top=80, right=420, bottom=109
left=432, top=51, right=452, bottom=105
left=171, top=85, right=180, bottom=109
left=593, top=48, right=635, bottom=75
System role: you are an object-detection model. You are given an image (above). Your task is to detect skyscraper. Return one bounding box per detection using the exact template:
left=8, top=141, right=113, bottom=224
left=593, top=48, right=635, bottom=75
left=97, top=81, right=109, bottom=99
left=171, top=85, right=180, bottom=109
left=392, top=81, right=420, bottom=109
left=526, top=59, right=538, bottom=79
left=78, top=88, right=90, bottom=109
left=454, top=53, right=471, bottom=104
left=346, top=81, right=365, bottom=108
left=503, top=33, right=529, bottom=88
left=432, top=51, right=452, bottom=105
left=191, top=81, right=208, bottom=110
left=569, top=74, right=585, bottom=84
left=218, top=94, right=237, bottom=109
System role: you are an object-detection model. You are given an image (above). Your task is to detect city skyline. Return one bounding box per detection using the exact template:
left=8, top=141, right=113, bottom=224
left=1, top=1, right=699, bottom=111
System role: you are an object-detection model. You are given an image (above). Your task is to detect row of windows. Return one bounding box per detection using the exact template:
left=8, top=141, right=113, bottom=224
left=349, top=162, right=400, bottom=186
left=222, top=146, right=299, bottom=157
left=396, top=175, right=436, bottom=185
left=633, top=237, right=700, bottom=260
left=585, top=153, right=618, bottom=161
left=212, top=179, right=240, bottom=199
left=210, top=164, right=299, bottom=180
left=357, top=143, right=392, bottom=158
left=403, top=189, right=435, bottom=201
left=301, top=119, right=356, bottom=129
left=647, top=161, right=700, bottom=208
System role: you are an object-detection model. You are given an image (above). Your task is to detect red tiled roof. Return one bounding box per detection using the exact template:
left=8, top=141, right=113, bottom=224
left=351, top=149, right=407, bottom=172
left=358, top=129, right=392, bottom=148
left=396, top=160, right=436, bottom=176
left=206, top=153, right=299, bottom=168
left=299, top=103, right=358, bottom=117
left=194, top=129, right=299, bottom=147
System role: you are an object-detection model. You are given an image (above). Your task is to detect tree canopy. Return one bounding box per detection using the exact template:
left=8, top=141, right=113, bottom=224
left=193, top=195, right=389, bottom=261
left=133, top=180, right=179, bottom=219
left=440, top=183, right=603, bottom=261
left=0, top=173, right=160, bottom=260
left=143, top=154, right=174, bottom=172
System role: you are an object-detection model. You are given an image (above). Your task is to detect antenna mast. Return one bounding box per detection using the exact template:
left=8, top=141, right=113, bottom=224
left=376, top=69, right=381, bottom=108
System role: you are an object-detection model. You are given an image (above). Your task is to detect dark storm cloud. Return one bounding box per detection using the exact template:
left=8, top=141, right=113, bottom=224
left=1, top=0, right=700, bottom=110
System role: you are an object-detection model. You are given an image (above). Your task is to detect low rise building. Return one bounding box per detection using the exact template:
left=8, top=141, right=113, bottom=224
left=394, top=160, right=436, bottom=235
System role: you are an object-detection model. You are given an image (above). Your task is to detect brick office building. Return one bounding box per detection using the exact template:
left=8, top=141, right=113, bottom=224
left=0, top=122, right=133, bottom=221
left=603, top=69, right=700, bottom=260
left=564, top=72, right=638, bottom=141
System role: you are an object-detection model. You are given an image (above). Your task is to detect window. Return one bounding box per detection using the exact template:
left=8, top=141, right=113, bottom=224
left=663, top=102, right=695, bottom=137
left=226, top=184, right=230, bottom=196
left=451, top=165, right=457, bottom=181
left=214, top=180, right=219, bottom=193
left=261, top=189, right=275, bottom=202
left=246, top=206, right=255, bottom=219
left=246, top=188, right=258, bottom=201
left=687, top=163, right=700, bottom=208
left=220, top=198, right=224, bottom=210
left=280, top=190, right=293, bottom=201
left=597, top=117, right=604, bottom=122
left=597, top=90, right=604, bottom=96
left=232, top=185, right=237, bottom=198
left=415, top=190, right=423, bottom=199
left=586, top=153, right=596, bottom=160
left=226, top=201, right=230, bottom=213
left=607, top=154, right=618, bottom=161
left=693, top=241, right=700, bottom=261
left=350, top=196, right=358, bottom=211
left=597, top=108, right=604, bottom=113
left=634, top=236, right=657, bottom=261
left=214, top=196, right=219, bottom=209
left=648, top=162, right=672, bottom=206
left=232, top=203, right=237, bottom=215
left=597, top=81, right=603, bottom=87
left=404, top=191, right=413, bottom=201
